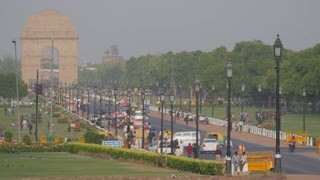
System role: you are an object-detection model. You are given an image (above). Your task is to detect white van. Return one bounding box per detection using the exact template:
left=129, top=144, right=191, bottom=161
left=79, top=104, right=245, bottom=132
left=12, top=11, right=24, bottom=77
left=173, top=131, right=201, bottom=147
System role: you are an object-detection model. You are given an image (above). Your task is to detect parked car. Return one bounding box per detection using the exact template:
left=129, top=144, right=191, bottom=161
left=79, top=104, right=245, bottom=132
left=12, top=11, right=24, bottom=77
left=184, top=113, right=194, bottom=121
left=200, top=138, right=219, bottom=154
left=199, top=115, right=209, bottom=125
left=157, top=140, right=172, bottom=154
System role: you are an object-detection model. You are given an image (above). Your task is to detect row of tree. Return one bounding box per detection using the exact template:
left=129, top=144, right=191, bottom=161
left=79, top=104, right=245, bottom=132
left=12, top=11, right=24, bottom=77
left=79, top=40, right=320, bottom=112
left=1, top=40, right=319, bottom=111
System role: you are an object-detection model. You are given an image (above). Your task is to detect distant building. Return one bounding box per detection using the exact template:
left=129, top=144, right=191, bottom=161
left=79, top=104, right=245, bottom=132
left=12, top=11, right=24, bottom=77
left=102, top=45, right=124, bottom=63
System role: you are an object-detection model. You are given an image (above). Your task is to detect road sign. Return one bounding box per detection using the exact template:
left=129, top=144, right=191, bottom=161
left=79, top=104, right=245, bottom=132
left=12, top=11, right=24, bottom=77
left=102, top=140, right=122, bottom=147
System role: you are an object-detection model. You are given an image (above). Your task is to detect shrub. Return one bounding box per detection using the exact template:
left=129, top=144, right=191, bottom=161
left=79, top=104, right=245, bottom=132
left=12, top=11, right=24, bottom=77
left=57, top=115, right=69, bottom=123
left=84, top=131, right=106, bottom=144
left=4, top=131, right=13, bottom=142
left=53, top=112, right=62, bottom=118
left=22, top=135, right=31, bottom=145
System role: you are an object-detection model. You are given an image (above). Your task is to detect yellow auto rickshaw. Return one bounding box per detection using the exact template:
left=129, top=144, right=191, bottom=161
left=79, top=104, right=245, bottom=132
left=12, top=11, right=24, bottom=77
left=205, top=132, right=224, bottom=146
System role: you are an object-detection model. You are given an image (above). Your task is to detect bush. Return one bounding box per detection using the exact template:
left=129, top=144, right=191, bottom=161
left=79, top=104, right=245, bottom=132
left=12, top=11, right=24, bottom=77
left=84, top=131, right=106, bottom=144
left=53, top=112, right=62, bottom=118
left=57, top=115, right=69, bottom=123
left=22, top=135, right=31, bottom=145
left=4, top=131, right=13, bottom=142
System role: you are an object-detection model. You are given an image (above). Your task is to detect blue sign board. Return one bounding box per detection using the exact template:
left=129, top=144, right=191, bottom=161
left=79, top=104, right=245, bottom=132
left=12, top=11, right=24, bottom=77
left=102, top=140, right=122, bottom=148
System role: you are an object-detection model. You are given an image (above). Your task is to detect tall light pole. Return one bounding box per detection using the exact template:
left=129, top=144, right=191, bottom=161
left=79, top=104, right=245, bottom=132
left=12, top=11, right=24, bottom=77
left=114, top=88, right=118, bottom=137
left=273, top=34, right=283, bottom=174
left=241, top=84, right=245, bottom=122
left=199, top=83, right=202, bottom=114
left=189, top=86, right=192, bottom=113
left=212, top=84, right=215, bottom=118
left=50, top=37, right=54, bottom=134
left=303, top=89, right=306, bottom=133
left=194, top=79, right=200, bottom=159
left=99, top=89, right=102, bottom=127
left=87, top=87, right=90, bottom=121
left=258, top=84, right=262, bottom=122
left=94, top=86, right=97, bottom=116
left=169, top=93, right=175, bottom=154
left=12, top=40, right=20, bottom=142
left=226, top=61, right=233, bottom=176
left=179, top=84, right=182, bottom=110
left=160, top=93, right=165, bottom=154
left=108, top=90, right=112, bottom=132
left=141, top=91, right=145, bottom=149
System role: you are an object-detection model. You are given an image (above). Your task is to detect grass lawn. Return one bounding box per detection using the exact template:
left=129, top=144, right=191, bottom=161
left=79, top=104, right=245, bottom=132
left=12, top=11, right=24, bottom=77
left=0, top=102, right=87, bottom=143
left=161, top=97, right=320, bottom=138
left=0, top=152, right=200, bottom=179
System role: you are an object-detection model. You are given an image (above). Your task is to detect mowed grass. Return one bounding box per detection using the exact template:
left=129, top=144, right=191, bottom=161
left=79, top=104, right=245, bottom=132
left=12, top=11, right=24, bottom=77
left=172, top=100, right=320, bottom=138
left=0, top=152, right=199, bottom=179
left=0, top=104, right=87, bottom=142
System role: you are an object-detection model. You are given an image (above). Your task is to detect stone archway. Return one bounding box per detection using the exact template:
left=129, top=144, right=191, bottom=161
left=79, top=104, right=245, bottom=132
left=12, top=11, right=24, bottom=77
left=21, top=8, right=78, bottom=86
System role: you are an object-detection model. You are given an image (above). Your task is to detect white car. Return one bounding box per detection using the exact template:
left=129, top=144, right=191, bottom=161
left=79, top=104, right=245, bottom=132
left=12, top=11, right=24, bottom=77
left=157, top=141, right=172, bottom=154
left=200, top=139, right=219, bottom=153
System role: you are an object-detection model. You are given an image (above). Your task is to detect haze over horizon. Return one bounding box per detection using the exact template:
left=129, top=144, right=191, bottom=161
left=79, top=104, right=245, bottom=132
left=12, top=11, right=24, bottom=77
left=1, top=0, right=320, bottom=64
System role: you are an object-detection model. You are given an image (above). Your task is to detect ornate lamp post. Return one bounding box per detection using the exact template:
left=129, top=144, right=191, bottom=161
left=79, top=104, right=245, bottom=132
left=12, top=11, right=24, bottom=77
left=99, top=89, right=102, bottom=127
left=108, top=90, right=112, bottom=132
left=160, top=93, right=165, bottom=153
left=258, top=84, right=262, bottom=121
left=241, top=84, right=245, bottom=121
left=141, top=91, right=146, bottom=149
left=273, top=34, right=283, bottom=174
left=87, top=87, right=90, bottom=121
left=179, top=84, right=182, bottom=110
left=226, top=61, right=233, bottom=176
left=94, top=86, right=97, bottom=116
left=189, top=86, right=192, bottom=113
left=199, top=83, right=202, bottom=114
left=169, top=93, right=175, bottom=154
left=12, top=40, right=20, bottom=142
left=194, top=79, right=200, bottom=158
left=81, top=86, right=84, bottom=118
left=212, top=84, right=215, bottom=117
left=114, top=88, right=118, bottom=137
left=303, top=89, right=306, bottom=133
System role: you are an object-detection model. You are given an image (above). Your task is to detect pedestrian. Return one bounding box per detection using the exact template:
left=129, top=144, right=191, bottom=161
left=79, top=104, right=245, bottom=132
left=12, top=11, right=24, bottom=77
left=239, top=151, right=247, bottom=174
left=186, top=143, right=193, bottom=158
left=192, top=143, right=198, bottom=159
left=232, top=151, right=240, bottom=175
left=214, top=145, right=222, bottom=162
left=28, top=122, right=33, bottom=135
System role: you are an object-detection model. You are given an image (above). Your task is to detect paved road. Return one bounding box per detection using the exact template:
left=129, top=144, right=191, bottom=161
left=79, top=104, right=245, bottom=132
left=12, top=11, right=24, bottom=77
left=147, top=112, right=320, bottom=175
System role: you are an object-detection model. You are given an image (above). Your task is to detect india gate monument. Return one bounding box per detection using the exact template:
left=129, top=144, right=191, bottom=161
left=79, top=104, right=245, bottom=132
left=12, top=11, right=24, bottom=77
left=21, top=8, right=78, bottom=86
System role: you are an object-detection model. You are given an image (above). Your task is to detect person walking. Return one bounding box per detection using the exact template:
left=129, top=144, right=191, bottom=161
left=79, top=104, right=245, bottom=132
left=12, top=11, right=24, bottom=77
left=232, top=151, right=240, bottom=175
left=186, top=143, right=193, bottom=158
left=214, top=145, right=222, bottom=162
left=239, top=151, right=247, bottom=174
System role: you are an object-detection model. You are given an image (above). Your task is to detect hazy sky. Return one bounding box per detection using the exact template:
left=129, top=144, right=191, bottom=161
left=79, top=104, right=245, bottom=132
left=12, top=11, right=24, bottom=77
left=1, top=0, right=320, bottom=64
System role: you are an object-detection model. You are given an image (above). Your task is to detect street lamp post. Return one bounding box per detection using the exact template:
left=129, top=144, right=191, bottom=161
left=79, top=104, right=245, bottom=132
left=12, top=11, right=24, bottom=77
left=169, top=93, right=175, bottom=154
left=258, top=84, right=262, bottom=122
left=94, top=86, right=97, bottom=117
left=303, top=89, right=306, bottom=133
left=179, top=85, right=182, bottom=110
left=194, top=79, right=200, bottom=158
left=226, top=61, right=233, bottom=176
left=99, top=90, right=102, bottom=127
left=114, top=88, right=118, bottom=137
left=212, top=85, right=215, bottom=117
left=241, top=84, right=245, bottom=122
left=81, top=87, right=84, bottom=118
left=141, top=92, right=146, bottom=149
left=12, top=40, right=20, bottom=142
left=189, top=86, right=192, bottom=113
left=87, top=87, right=90, bottom=121
left=50, top=37, right=54, bottom=134
left=273, top=34, right=283, bottom=174
left=108, top=90, right=112, bottom=132
left=160, top=93, right=165, bottom=154
left=199, top=84, right=202, bottom=114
